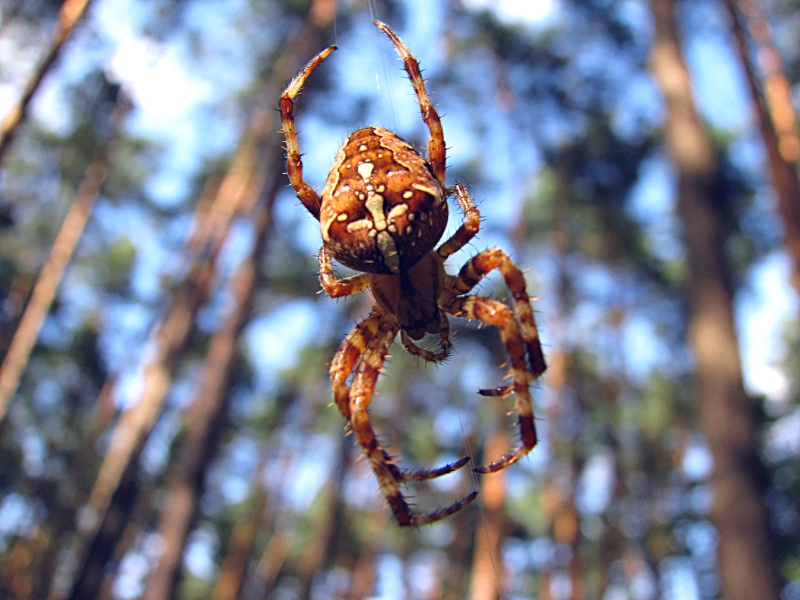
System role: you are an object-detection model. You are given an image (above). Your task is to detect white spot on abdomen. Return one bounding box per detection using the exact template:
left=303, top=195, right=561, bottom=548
left=357, top=162, right=374, bottom=181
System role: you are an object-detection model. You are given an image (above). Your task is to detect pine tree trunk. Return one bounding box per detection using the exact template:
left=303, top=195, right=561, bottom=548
left=0, top=97, right=128, bottom=419
left=59, top=200, right=220, bottom=600
left=469, top=422, right=509, bottom=600
left=142, top=2, right=337, bottom=594
left=294, top=435, right=351, bottom=599
left=66, top=457, right=141, bottom=600
left=140, top=129, right=282, bottom=600
left=647, top=0, right=781, bottom=597
left=537, top=147, right=583, bottom=600
left=0, top=0, right=96, bottom=163
left=723, top=0, right=800, bottom=298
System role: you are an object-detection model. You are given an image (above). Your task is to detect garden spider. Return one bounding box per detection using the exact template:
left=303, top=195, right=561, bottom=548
left=279, top=21, right=546, bottom=526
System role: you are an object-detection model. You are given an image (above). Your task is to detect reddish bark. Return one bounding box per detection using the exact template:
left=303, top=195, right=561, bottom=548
left=648, top=1, right=782, bottom=598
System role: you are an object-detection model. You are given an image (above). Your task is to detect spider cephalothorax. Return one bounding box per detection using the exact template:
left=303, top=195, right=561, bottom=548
left=280, top=21, right=547, bottom=526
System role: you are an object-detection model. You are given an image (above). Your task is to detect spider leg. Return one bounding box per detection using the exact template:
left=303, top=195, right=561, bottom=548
left=330, top=311, right=381, bottom=421
left=400, top=330, right=450, bottom=364
left=399, top=310, right=452, bottom=364
left=279, top=46, right=337, bottom=220
left=452, top=248, right=546, bottom=376
left=349, top=318, right=477, bottom=526
left=446, top=248, right=547, bottom=473
left=319, top=247, right=371, bottom=298
left=375, top=21, right=446, bottom=186
left=437, top=183, right=482, bottom=260
left=447, top=295, right=538, bottom=474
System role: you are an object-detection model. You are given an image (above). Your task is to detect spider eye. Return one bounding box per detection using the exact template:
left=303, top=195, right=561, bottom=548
left=319, top=126, right=448, bottom=274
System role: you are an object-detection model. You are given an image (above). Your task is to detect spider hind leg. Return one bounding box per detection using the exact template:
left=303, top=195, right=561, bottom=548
left=448, top=295, right=538, bottom=473
left=341, top=314, right=476, bottom=526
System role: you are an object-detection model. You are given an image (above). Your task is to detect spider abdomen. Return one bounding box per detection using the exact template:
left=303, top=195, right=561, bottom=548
left=320, top=126, right=448, bottom=274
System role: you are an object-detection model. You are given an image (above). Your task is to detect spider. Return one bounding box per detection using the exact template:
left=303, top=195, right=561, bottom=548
left=279, top=21, right=546, bottom=526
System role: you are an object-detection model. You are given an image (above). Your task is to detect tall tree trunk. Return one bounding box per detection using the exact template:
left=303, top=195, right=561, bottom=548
left=0, top=0, right=96, bottom=164
left=0, top=96, right=128, bottom=420
left=57, top=190, right=221, bottom=600
left=469, top=423, right=509, bottom=600
left=64, top=454, right=141, bottom=600
left=729, top=0, right=800, bottom=163
left=57, top=76, right=261, bottom=596
left=141, top=144, right=283, bottom=600
left=295, top=432, right=352, bottom=599
left=648, top=1, right=781, bottom=598
left=213, top=483, right=268, bottom=600
left=141, top=2, right=336, bottom=596
left=722, top=0, right=800, bottom=298
left=537, top=148, right=583, bottom=600
left=0, top=92, right=127, bottom=600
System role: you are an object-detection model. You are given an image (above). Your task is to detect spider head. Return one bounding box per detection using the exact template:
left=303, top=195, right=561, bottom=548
left=320, top=126, right=448, bottom=275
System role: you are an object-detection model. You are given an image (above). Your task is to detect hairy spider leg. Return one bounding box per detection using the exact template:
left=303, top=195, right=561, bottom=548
left=322, top=248, right=475, bottom=523
left=279, top=46, right=338, bottom=220
left=375, top=21, right=446, bottom=186
left=318, top=247, right=371, bottom=298
left=446, top=294, right=538, bottom=473
left=329, top=311, right=381, bottom=421
left=446, top=248, right=547, bottom=473
left=320, top=246, right=375, bottom=420
left=347, top=317, right=477, bottom=526
left=399, top=316, right=451, bottom=364
left=452, top=248, right=547, bottom=378
left=331, top=309, right=470, bottom=482
left=437, top=183, right=482, bottom=260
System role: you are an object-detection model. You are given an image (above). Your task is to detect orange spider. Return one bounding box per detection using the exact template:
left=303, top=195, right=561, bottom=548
left=279, top=21, right=546, bottom=526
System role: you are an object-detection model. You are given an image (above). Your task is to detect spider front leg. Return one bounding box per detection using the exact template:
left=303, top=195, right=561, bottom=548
left=342, top=314, right=476, bottom=526
left=376, top=21, right=446, bottom=185
left=279, top=46, right=337, bottom=219
left=446, top=248, right=547, bottom=473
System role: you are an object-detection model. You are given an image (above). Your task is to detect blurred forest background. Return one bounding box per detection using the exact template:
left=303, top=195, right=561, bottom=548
left=1, top=0, right=799, bottom=598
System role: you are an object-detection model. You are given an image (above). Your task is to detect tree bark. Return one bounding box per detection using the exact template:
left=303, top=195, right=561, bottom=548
left=469, top=423, right=509, bottom=600
left=722, top=0, right=800, bottom=298
left=65, top=455, right=141, bottom=600
left=0, top=97, right=128, bottom=420
left=0, top=0, right=96, bottom=164
left=213, top=490, right=268, bottom=600
left=141, top=1, right=337, bottom=595
left=647, top=0, right=781, bottom=598
left=141, top=142, right=283, bottom=599
left=58, top=199, right=220, bottom=600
